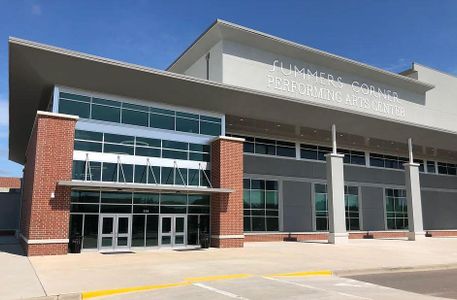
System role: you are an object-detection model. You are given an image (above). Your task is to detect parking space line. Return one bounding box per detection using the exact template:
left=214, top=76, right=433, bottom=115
left=193, top=282, right=249, bottom=299
left=263, top=276, right=373, bottom=300
left=185, top=273, right=252, bottom=283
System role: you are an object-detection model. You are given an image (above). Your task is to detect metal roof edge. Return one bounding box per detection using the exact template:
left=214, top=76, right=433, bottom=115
left=164, top=20, right=434, bottom=91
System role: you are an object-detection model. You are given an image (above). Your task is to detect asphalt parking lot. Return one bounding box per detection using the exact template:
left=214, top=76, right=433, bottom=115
left=348, top=268, right=457, bottom=299
left=97, top=274, right=436, bottom=300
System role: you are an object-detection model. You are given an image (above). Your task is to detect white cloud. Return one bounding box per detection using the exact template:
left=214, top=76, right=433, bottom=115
left=31, top=4, right=42, bottom=15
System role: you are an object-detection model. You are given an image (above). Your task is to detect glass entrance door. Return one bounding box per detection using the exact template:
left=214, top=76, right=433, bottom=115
left=159, top=215, right=187, bottom=247
left=99, top=214, right=132, bottom=251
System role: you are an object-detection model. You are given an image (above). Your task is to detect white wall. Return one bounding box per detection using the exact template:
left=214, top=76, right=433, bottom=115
left=219, top=40, right=457, bottom=134
left=184, top=41, right=223, bottom=82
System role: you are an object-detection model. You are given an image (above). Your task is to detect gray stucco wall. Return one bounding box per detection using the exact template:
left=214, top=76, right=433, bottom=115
left=0, top=191, right=21, bottom=230
left=244, top=154, right=457, bottom=232
left=282, top=181, right=313, bottom=232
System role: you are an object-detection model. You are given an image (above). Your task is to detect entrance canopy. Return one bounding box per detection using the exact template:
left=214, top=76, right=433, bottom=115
left=58, top=181, right=233, bottom=194
left=9, top=38, right=457, bottom=164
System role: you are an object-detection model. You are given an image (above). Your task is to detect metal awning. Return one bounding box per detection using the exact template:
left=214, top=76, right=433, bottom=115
left=58, top=180, right=233, bottom=194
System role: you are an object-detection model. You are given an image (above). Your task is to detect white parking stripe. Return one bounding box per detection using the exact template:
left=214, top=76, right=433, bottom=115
left=192, top=282, right=250, bottom=299
left=263, top=276, right=373, bottom=300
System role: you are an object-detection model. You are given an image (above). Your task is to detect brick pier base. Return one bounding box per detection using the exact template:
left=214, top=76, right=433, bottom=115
left=210, top=136, right=245, bottom=248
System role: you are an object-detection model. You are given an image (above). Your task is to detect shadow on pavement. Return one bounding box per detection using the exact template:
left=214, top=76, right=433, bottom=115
left=0, top=236, right=25, bottom=256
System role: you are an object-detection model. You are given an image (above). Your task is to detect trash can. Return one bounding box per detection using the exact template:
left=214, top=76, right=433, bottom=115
left=69, top=235, right=82, bottom=253
left=200, top=233, right=209, bottom=248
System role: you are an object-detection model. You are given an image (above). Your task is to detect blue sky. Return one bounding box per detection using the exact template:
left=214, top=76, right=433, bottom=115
left=0, top=0, right=456, bottom=177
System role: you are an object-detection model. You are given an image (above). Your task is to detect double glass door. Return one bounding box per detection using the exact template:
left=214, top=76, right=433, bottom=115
left=99, top=214, right=132, bottom=251
left=159, top=215, right=186, bottom=247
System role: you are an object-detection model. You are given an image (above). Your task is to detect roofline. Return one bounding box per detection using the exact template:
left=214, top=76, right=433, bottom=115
left=412, top=62, right=457, bottom=80
left=166, top=19, right=220, bottom=71
left=166, top=19, right=434, bottom=90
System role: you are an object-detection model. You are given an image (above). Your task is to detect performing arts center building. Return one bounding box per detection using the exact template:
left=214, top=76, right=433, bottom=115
left=7, top=20, right=457, bottom=255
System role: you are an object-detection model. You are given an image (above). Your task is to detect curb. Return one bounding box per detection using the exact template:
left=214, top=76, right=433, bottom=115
left=335, top=263, right=457, bottom=277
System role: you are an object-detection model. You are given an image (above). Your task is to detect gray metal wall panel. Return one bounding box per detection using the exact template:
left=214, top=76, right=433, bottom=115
left=282, top=181, right=313, bottom=232
left=0, top=192, right=21, bottom=230
left=422, top=190, right=457, bottom=230
left=420, top=174, right=457, bottom=189
left=361, top=186, right=385, bottom=231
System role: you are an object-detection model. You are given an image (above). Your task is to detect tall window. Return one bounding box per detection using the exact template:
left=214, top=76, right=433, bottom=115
left=385, top=188, right=408, bottom=230
left=243, top=179, right=279, bottom=232
left=314, top=184, right=360, bottom=231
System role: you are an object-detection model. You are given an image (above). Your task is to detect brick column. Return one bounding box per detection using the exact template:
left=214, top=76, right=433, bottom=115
left=20, top=111, right=78, bottom=256
left=210, top=136, right=244, bottom=248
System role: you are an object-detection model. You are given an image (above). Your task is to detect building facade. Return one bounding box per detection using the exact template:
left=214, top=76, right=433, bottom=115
left=7, top=20, right=457, bottom=255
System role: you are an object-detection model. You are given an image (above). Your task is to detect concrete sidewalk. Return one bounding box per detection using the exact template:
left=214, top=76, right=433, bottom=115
left=24, top=238, right=457, bottom=298
left=0, top=236, right=45, bottom=300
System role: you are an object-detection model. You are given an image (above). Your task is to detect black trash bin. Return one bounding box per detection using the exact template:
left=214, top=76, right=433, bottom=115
left=200, top=233, right=209, bottom=248
left=69, top=235, right=82, bottom=253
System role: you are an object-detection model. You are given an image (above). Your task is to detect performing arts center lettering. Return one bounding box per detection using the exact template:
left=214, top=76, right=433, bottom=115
left=267, top=59, right=406, bottom=118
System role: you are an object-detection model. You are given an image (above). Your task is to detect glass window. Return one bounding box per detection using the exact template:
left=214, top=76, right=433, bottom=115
left=136, top=137, right=161, bottom=148
left=74, top=141, right=102, bottom=152
left=162, top=140, right=188, bottom=150
left=188, top=195, right=210, bottom=205
left=72, top=160, right=86, bottom=180
left=427, top=161, right=436, bottom=174
left=176, top=117, right=199, bottom=134
left=59, top=99, right=90, bottom=118
left=314, top=184, right=360, bottom=231
left=200, top=121, right=221, bottom=136
left=103, top=144, right=134, bottom=155
left=133, top=193, right=159, bottom=205
left=102, top=162, right=118, bottom=182
left=119, top=164, right=133, bottom=182
left=134, top=165, right=160, bottom=184
left=243, top=179, right=279, bottom=232
left=91, top=105, right=120, bottom=123
left=149, top=113, right=175, bottom=130
left=60, top=92, right=91, bottom=102
left=122, top=109, right=148, bottom=127
left=161, top=167, right=174, bottom=185
left=135, top=147, right=160, bottom=157
left=75, top=130, right=103, bottom=141
left=162, top=150, right=187, bottom=160
left=385, top=188, right=408, bottom=230
left=188, top=169, right=199, bottom=186
left=161, top=194, right=187, bottom=205
left=101, top=192, right=132, bottom=204
left=71, top=191, right=100, bottom=203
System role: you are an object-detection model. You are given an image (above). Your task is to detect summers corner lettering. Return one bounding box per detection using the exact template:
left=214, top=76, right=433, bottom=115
left=267, top=59, right=406, bottom=118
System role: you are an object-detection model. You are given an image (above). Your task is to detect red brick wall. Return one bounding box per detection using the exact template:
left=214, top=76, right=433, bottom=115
left=0, top=177, right=21, bottom=189
left=245, top=233, right=328, bottom=242
left=20, top=112, right=77, bottom=256
left=426, top=230, right=457, bottom=237
left=245, top=231, right=410, bottom=242
left=210, top=137, right=244, bottom=248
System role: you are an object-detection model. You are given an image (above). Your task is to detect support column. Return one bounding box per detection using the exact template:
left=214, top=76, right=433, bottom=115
left=20, top=111, right=78, bottom=255
left=404, top=138, right=426, bottom=241
left=210, top=136, right=244, bottom=248
left=326, top=125, right=348, bottom=244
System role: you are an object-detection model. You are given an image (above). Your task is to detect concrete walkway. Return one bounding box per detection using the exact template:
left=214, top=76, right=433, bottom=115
left=25, top=238, right=457, bottom=298
left=0, top=236, right=45, bottom=300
